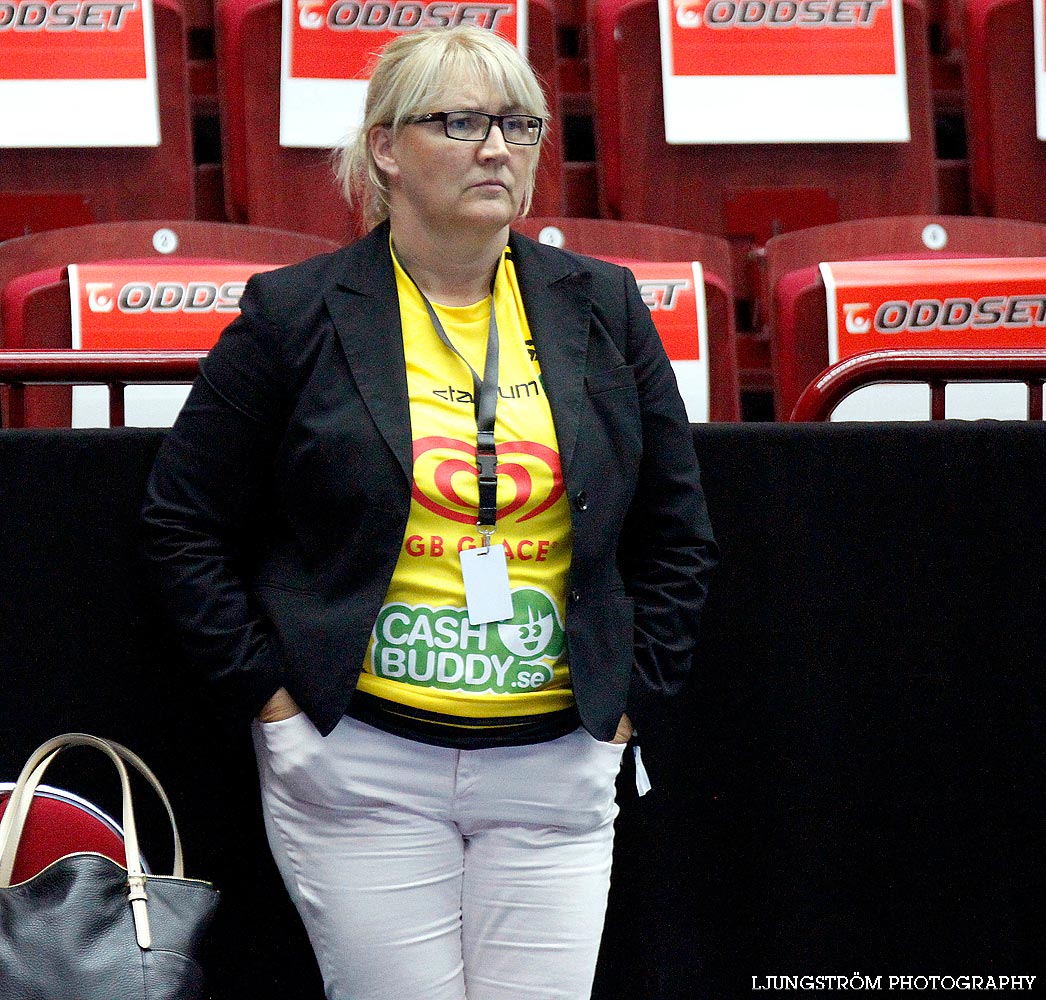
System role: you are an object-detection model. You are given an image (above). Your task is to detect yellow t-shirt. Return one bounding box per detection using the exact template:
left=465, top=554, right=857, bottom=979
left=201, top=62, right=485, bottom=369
left=350, top=245, right=577, bottom=747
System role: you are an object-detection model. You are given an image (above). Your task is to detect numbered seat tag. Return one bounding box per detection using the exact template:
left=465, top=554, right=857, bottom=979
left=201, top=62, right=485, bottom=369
left=460, top=544, right=514, bottom=625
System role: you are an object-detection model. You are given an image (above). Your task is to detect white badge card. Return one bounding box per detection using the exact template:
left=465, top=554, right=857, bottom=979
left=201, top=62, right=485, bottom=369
left=460, top=545, right=514, bottom=625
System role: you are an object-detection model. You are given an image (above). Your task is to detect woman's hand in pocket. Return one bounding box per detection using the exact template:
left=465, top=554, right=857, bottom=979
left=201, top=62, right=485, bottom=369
left=257, top=687, right=302, bottom=724
left=610, top=713, right=633, bottom=745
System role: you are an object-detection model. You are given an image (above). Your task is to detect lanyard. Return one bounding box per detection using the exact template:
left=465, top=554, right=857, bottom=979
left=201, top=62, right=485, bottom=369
left=397, top=249, right=501, bottom=545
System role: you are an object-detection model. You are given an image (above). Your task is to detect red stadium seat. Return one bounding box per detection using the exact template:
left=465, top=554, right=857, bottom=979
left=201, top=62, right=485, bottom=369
left=0, top=783, right=130, bottom=886
left=513, top=216, right=740, bottom=420
left=0, top=0, right=195, bottom=241
left=183, top=0, right=214, bottom=28
left=588, top=0, right=938, bottom=310
left=214, top=2, right=565, bottom=238
left=964, top=0, right=1046, bottom=223
left=762, top=215, right=1046, bottom=418
left=0, top=220, right=340, bottom=426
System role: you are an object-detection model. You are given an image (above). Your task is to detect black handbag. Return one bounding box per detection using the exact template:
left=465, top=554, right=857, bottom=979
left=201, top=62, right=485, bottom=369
left=0, top=733, right=219, bottom=1000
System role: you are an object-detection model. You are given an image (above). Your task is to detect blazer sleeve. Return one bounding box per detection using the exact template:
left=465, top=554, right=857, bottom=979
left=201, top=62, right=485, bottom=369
left=140, top=277, right=292, bottom=721
left=616, top=267, right=719, bottom=728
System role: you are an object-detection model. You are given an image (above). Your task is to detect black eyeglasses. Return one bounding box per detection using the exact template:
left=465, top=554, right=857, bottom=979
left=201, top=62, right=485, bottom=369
left=410, top=111, right=544, bottom=146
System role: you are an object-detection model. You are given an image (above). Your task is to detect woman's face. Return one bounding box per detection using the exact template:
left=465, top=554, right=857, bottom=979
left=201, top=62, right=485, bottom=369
left=371, top=76, right=540, bottom=242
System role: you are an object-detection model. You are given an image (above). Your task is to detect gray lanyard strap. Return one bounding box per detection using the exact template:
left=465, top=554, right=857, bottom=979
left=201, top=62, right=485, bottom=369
left=398, top=250, right=501, bottom=539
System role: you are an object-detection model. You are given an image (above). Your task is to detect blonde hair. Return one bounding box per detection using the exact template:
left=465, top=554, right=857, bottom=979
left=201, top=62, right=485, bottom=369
left=336, top=26, right=550, bottom=228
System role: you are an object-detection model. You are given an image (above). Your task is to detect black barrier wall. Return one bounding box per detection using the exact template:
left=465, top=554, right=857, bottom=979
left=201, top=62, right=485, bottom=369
left=0, top=425, right=1042, bottom=999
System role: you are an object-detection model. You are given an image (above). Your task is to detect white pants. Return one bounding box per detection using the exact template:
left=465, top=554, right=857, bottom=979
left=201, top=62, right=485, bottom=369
left=252, top=714, right=624, bottom=1000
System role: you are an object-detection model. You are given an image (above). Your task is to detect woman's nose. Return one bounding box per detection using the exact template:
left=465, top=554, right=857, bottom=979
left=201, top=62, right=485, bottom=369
left=478, top=123, right=511, bottom=158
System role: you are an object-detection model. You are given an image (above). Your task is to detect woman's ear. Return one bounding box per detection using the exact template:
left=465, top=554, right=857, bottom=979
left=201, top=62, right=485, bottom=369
left=369, top=126, right=399, bottom=179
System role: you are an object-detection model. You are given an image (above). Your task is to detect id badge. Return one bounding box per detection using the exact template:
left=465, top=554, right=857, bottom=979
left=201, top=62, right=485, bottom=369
left=460, top=544, right=513, bottom=624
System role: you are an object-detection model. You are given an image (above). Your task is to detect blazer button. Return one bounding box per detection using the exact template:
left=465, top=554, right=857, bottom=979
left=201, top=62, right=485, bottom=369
left=569, top=590, right=581, bottom=604
left=574, top=490, right=589, bottom=511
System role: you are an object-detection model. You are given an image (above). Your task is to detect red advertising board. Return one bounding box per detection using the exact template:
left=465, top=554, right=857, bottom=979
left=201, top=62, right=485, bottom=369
left=667, top=0, right=896, bottom=77
left=289, top=0, right=520, bottom=79
left=67, top=260, right=277, bottom=426
left=0, top=0, right=148, bottom=79
left=629, top=260, right=709, bottom=422
left=1, top=0, right=159, bottom=145
left=821, top=258, right=1046, bottom=364
left=281, top=0, right=526, bottom=146
left=69, top=262, right=277, bottom=348
left=819, top=257, right=1046, bottom=420
left=657, top=0, right=908, bottom=143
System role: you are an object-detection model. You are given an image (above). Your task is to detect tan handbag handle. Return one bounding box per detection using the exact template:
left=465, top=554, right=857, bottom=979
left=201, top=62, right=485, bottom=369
left=0, top=733, right=186, bottom=949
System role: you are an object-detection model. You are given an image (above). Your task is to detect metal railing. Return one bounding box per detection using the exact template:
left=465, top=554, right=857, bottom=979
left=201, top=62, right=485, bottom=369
left=789, top=349, right=1046, bottom=422
left=0, top=351, right=204, bottom=427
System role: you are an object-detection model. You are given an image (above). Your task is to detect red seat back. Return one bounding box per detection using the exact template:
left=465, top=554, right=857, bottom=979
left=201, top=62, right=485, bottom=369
left=964, top=0, right=1046, bottom=223
left=0, top=0, right=194, bottom=240
left=214, top=0, right=564, bottom=238
left=513, top=217, right=740, bottom=421
left=0, top=785, right=127, bottom=886
left=0, top=220, right=340, bottom=426
left=589, top=0, right=937, bottom=305
left=763, top=216, right=1046, bottom=418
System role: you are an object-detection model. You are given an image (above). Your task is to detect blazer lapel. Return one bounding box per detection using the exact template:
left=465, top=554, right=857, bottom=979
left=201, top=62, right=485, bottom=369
left=324, top=223, right=413, bottom=482
left=509, top=231, right=592, bottom=474
left=321, top=227, right=593, bottom=484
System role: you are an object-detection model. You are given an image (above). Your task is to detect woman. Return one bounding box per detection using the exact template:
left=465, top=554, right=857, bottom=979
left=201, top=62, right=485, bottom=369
left=142, top=25, right=717, bottom=1000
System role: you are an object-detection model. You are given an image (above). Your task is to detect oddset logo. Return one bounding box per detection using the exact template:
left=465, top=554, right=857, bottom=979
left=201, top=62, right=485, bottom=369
left=412, top=435, right=564, bottom=526
left=674, top=0, right=888, bottom=28
left=674, top=0, right=706, bottom=26
left=84, top=280, right=245, bottom=314
left=295, top=0, right=514, bottom=31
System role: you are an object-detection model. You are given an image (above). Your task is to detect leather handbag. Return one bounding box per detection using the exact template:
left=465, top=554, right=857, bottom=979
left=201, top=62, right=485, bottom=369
left=0, top=733, right=219, bottom=1000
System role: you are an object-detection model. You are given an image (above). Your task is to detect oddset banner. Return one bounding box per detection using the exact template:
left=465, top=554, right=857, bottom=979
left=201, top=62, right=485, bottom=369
left=0, top=0, right=160, bottom=146
left=820, top=257, right=1046, bottom=420
left=280, top=0, right=526, bottom=147
left=657, top=0, right=909, bottom=143
left=820, top=257, right=1046, bottom=364
left=629, top=260, right=709, bottom=422
left=67, top=260, right=276, bottom=425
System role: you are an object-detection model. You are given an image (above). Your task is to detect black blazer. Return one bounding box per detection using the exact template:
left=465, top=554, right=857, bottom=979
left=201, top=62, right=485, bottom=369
left=142, top=223, right=718, bottom=740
